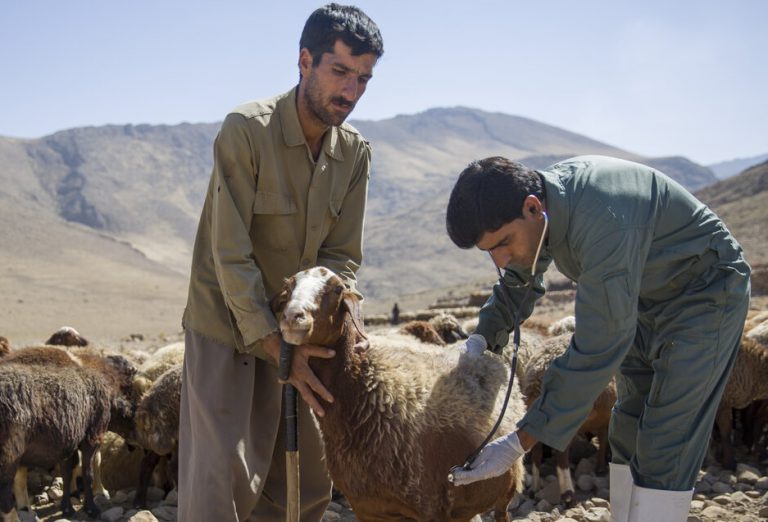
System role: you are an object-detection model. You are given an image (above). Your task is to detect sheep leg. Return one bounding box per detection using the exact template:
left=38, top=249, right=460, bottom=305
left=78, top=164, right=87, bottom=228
left=60, top=452, right=78, bottom=517
left=79, top=443, right=101, bottom=519
left=555, top=446, right=575, bottom=507
left=595, top=427, right=610, bottom=474
left=92, top=450, right=109, bottom=499
left=1, top=466, right=21, bottom=522
left=530, top=442, right=543, bottom=491
left=715, top=405, right=735, bottom=469
left=134, top=450, right=161, bottom=508
left=12, top=467, right=30, bottom=511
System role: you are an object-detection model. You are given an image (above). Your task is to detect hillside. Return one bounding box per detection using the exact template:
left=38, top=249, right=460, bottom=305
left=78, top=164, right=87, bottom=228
left=0, top=107, right=727, bottom=340
left=695, top=160, right=768, bottom=263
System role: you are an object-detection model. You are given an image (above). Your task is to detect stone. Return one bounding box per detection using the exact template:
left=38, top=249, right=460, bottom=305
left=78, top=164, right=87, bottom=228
left=100, top=506, right=124, bottom=522
left=146, top=486, right=165, bottom=502
left=126, top=511, right=159, bottom=522
left=737, top=468, right=760, bottom=485
left=711, top=481, right=733, bottom=494
left=575, top=458, right=595, bottom=476
left=591, top=497, right=610, bottom=509
left=112, top=490, right=129, bottom=504
left=536, top=499, right=553, bottom=512
left=583, top=507, right=612, bottom=522
left=694, top=480, right=712, bottom=494
left=576, top=474, right=594, bottom=491
left=711, top=494, right=731, bottom=505
left=150, top=505, right=177, bottom=521
left=535, top=478, right=563, bottom=506
left=690, top=499, right=705, bottom=510
left=755, top=476, right=768, bottom=490
left=161, top=489, right=178, bottom=506
left=759, top=506, right=768, bottom=518
left=700, top=505, right=730, bottom=519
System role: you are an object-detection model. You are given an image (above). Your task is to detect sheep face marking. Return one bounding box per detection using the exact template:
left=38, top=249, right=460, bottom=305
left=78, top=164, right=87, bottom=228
left=273, top=267, right=351, bottom=346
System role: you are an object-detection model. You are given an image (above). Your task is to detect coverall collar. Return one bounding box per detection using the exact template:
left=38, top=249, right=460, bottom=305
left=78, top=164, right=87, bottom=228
left=279, top=87, right=344, bottom=162
left=538, top=169, right=569, bottom=252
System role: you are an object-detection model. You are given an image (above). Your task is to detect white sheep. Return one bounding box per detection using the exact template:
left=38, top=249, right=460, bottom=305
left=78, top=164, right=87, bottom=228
left=271, top=266, right=526, bottom=521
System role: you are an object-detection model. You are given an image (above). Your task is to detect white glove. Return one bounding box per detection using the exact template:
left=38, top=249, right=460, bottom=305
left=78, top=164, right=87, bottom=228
left=460, top=334, right=487, bottom=357
left=450, top=432, right=525, bottom=486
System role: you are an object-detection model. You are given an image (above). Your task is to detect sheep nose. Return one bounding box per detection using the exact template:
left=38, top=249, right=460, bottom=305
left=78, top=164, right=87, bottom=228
left=285, top=309, right=306, bottom=323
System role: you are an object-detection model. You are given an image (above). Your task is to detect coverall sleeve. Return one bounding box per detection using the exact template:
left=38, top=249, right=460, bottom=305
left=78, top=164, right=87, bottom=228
left=316, top=142, right=371, bottom=298
left=210, top=113, right=278, bottom=348
left=475, top=255, right=549, bottom=354
left=518, top=227, right=649, bottom=451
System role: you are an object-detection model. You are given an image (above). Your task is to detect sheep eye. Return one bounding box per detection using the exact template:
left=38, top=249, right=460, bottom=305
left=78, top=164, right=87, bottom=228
left=334, top=285, right=344, bottom=295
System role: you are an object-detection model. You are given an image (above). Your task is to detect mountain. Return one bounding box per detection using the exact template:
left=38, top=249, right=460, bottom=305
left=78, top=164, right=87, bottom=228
left=695, top=160, right=768, bottom=264
left=708, top=153, right=768, bottom=180
left=0, top=108, right=725, bottom=340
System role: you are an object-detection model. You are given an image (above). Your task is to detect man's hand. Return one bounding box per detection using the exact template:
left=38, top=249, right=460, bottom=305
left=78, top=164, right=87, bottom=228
left=449, top=431, right=526, bottom=486
left=459, top=334, right=487, bottom=357
left=262, top=332, right=336, bottom=417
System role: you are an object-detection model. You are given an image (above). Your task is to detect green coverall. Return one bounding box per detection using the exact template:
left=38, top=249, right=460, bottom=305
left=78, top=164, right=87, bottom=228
left=475, top=155, right=751, bottom=490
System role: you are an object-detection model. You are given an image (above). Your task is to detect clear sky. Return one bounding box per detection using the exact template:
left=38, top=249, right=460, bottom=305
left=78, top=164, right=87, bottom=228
left=1, top=0, right=765, bottom=165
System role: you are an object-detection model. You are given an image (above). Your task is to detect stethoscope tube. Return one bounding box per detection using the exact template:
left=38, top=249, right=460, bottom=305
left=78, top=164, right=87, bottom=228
left=448, top=211, right=548, bottom=483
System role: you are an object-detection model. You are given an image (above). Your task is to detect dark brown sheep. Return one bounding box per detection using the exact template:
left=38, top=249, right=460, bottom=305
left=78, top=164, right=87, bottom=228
left=0, top=347, right=139, bottom=520
left=399, top=320, right=446, bottom=345
left=271, top=267, right=525, bottom=522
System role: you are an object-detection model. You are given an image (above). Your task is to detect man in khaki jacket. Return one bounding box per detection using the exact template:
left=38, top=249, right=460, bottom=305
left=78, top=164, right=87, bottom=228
left=179, top=5, right=383, bottom=520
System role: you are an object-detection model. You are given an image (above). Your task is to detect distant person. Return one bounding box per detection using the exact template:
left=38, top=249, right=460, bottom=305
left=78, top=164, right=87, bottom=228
left=391, top=302, right=400, bottom=324
left=179, top=5, right=383, bottom=521
left=446, top=155, right=750, bottom=521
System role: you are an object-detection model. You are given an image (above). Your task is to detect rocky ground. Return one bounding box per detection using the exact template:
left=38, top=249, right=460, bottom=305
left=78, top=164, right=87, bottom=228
left=17, top=435, right=768, bottom=522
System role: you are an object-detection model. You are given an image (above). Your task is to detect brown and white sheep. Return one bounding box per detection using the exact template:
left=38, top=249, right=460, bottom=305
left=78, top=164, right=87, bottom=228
left=714, top=336, right=768, bottom=469
left=0, top=347, right=140, bottom=520
left=271, top=267, right=526, bottom=522
left=518, top=333, right=616, bottom=506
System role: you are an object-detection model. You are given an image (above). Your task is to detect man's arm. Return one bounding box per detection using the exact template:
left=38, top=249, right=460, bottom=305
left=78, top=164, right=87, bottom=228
left=210, top=113, right=278, bottom=352
left=475, top=256, right=549, bottom=354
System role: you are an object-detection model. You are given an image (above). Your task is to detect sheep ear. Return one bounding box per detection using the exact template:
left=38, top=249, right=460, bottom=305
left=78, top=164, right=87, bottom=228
left=270, top=277, right=294, bottom=315
left=342, top=293, right=367, bottom=340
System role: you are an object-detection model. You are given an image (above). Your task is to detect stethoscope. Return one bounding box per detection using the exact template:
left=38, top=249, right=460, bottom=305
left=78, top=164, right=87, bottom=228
left=448, top=209, right=548, bottom=483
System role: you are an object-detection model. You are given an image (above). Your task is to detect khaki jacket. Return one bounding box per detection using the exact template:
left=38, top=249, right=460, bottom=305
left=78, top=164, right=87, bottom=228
left=183, top=88, right=371, bottom=357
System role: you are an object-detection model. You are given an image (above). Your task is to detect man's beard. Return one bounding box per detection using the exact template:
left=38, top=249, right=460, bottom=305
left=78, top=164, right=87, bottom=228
left=303, top=75, right=355, bottom=127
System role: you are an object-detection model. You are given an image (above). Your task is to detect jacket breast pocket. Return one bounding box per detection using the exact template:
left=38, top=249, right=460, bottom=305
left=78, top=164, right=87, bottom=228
left=251, top=192, right=297, bottom=252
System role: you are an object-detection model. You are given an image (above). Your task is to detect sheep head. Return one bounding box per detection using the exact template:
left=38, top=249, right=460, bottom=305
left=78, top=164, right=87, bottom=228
left=271, top=267, right=363, bottom=347
left=46, top=326, right=89, bottom=347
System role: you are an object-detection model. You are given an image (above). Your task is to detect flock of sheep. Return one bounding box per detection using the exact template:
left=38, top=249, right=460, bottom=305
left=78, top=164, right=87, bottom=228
left=1, top=267, right=767, bottom=521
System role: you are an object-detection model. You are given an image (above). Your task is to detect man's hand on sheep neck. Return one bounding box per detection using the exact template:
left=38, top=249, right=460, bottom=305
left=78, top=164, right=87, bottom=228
left=262, top=331, right=336, bottom=417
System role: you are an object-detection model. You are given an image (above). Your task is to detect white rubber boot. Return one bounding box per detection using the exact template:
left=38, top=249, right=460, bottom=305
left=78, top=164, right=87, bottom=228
left=628, top=483, right=693, bottom=522
left=609, top=463, right=633, bottom=522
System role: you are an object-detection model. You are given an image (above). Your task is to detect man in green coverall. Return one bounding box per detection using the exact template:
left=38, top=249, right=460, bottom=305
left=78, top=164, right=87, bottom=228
left=446, top=155, right=750, bottom=521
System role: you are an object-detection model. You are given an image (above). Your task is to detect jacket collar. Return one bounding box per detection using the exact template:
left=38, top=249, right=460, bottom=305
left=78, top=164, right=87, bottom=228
left=278, top=87, right=344, bottom=162
left=538, top=169, right=569, bottom=251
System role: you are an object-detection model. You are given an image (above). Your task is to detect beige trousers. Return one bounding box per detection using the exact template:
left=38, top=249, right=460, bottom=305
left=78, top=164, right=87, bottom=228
left=178, top=329, right=332, bottom=521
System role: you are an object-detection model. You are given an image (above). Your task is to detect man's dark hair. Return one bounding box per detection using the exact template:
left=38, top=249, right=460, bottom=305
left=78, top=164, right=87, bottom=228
left=446, top=157, right=544, bottom=249
left=300, top=3, right=384, bottom=66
